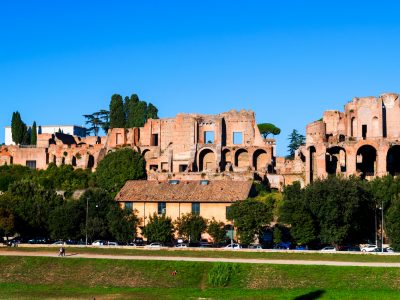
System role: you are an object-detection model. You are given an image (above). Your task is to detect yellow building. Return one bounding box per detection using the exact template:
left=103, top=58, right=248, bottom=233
left=115, top=179, right=254, bottom=237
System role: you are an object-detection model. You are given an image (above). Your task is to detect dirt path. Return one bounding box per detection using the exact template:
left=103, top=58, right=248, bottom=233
left=1, top=250, right=400, bottom=267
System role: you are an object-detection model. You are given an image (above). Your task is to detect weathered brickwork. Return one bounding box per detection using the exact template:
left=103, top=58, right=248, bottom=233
left=1, top=109, right=294, bottom=188
left=303, top=93, right=400, bottom=184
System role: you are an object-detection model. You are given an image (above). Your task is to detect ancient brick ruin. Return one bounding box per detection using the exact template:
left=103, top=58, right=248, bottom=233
left=1, top=109, right=301, bottom=189
left=303, top=93, right=400, bottom=184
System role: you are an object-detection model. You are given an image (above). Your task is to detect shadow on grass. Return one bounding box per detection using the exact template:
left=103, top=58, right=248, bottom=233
left=294, top=290, right=325, bottom=300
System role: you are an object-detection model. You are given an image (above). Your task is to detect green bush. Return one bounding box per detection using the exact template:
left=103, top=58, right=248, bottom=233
left=208, top=263, right=239, bottom=287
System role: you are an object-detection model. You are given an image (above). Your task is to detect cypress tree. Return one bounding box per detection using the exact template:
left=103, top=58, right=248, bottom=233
left=31, top=121, right=37, bottom=145
left=125, top=94, right=140, bottom=128
left=11, top=111, right=25, bottom=145
left=131, top=101, right=148, bottom=127
left=109, top=94, right=125, bottom=128
left=147, top=103, right=159, bottom=120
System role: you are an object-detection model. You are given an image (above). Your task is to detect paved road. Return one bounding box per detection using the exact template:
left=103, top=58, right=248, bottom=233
left=1, top=250, right=400, bottom=267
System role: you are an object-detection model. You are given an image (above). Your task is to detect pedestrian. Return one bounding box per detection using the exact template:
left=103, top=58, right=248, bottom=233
left=58, top=247, right=63, bottom=257
left=62, top=246, right=66, bottom=257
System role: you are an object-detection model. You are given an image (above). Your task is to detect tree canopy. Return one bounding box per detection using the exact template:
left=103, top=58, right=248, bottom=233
left=94, top=148, right=146, bottom=195
left=287, top=129, right=305, bottom=159
left=257, top=123, right=281, bottom=138
left=174, top=213, right=208, bottom=243
left=227, top=199, right=273, bottom=245
left=109, top=94, right=126, bottom=128
left=142, top=213, right=174, bottom=244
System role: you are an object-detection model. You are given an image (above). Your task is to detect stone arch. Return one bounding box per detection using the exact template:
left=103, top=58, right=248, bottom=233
left=72, top=156, right=77, bottom=167
left=326, top=146, right=346, bottom=175
left=141, top=149, right=152, bottom=160
left=372, top=116, right=379, bottom=137
left=221, top=149, right=232, bottom=171
left=351, top=117, right=357, bottom=137
left=387, top=145, right=400, bottom=176
left=198, top=149, right=216, bottom=171
left=356, top=145, right=377, bottom=179
left=235, top=149, right=250, bottom=168
left=87, top=155, right=95, bottom=169
left=253, top=149, right=268, bottom=171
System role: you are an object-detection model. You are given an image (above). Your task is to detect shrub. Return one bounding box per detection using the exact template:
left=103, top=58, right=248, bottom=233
left=208, top=263, right=239, bottom=287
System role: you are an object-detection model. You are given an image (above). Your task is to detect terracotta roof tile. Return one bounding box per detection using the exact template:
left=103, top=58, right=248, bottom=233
left=115, top=180, right=252, bottom=203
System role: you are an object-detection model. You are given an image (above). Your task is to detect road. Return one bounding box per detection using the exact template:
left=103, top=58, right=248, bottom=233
left=1, top=250, right=400, bottom=267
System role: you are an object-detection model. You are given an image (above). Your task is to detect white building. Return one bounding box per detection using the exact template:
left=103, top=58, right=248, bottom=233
left=4, top=125, right=86, bottom=145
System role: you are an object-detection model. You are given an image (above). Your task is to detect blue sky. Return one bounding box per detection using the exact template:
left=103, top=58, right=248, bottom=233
left=1, top=1, right=400, bottom=155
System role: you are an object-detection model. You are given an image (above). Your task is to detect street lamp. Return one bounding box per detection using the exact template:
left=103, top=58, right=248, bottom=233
left=85, top=197, right=90, bottom=246
left=230, top=219, right=234, bottom=248
left=381, top=201, right=384, bottom=253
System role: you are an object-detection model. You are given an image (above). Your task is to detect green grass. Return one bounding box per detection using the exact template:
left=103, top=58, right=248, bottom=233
left=1, top=256, right=400, bottom=299
left=2, top=245, right=400, bottom=262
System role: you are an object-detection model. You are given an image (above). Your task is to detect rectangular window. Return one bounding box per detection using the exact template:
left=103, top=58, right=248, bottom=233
left=233, top=132, right=243, bottom=145
left=116, top=133, right=122, bottom=144
left=151, top=134, right=159, bottom=146
left=158, top=202, right=166, bottom=215
left=26, top=160, right=36, bottom=170
left=192, top=203, right=200, bottom=215
left=226, top=206, right=231, bottom=219
left=204, top=131, right=215, bottom=144
left=125, top=202, right=133, bottom=212
left=362, top=125, right=367, bottom=140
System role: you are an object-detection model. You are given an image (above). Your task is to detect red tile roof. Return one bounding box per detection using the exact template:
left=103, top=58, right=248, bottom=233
left=115, top=180, right=253, bottom=203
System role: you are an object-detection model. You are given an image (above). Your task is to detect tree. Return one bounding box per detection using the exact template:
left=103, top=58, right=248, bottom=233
left=30, top=121, right=37, bottom=145
left=174, top=213, right=208, bottom=243
left=147, top=103, right=159, bottom=119
left=287, top=129, right=305, bottom=159
left=83, top=112, right=104, bottom=136
left=108, top=207, right=139, bottom=242
left=258, top=123, right=281, bottom=138
left=207, top=218, right=227, bottom=244
left=99, top=109, right=110, bottom=133
left=11, top=111, right=26, bottom=145
left=109, top=94, right=125, bottom=128
left=227, top=199, right=273, bottom=245
left=386, top=196, right=400, bottom=251
left=95, top=148, right=146, bottom=196
left=281, top=177, right=375, bottom=246
left=130, top=101, right=148, bottom=128
left=142, top=213, right=174, bottom=244
left=48, top=200, right=83, bottom=241
left=0, top=194, right=15, bottom=238
left=8, top=180, right=64, bottom=237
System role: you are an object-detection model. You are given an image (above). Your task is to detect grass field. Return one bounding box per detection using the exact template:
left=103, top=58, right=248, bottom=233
left=2, top=245, right=400, bottom=263
left=1, top=255, right=400, bottom=299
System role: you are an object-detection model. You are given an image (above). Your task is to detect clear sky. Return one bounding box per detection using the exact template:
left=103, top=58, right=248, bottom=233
left=1, top=1, right=400, bottom=155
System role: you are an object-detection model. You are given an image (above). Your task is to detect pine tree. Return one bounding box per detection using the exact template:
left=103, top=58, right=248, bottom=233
left=109, top=94, right=125, bottom=128
left=31, top=121, right=37, bottom=145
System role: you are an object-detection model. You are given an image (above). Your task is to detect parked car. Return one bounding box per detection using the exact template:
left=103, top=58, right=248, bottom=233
left=386, top=247, right=395, bottom=253
left=146, top=242, right=163, bottom=248
left=295, top=245, right=309, bottom=250
left=107, top=241, right=118, bottom=246
left=224, top=243, right=242, bottom=250
left=92, top=240, right=105, bottom=246
left=128, top=242, right=137, bottom=247
left=320, top=246, right=336, bottom=252
left=248, top=244, right=263, bottom=249
left=51, top=240, right=65, bottom=245
left=28, top=237, right=48, bottom=244
left=175, top=243, right=188, bottom=248
left=361, top=244, right=378, bottom=252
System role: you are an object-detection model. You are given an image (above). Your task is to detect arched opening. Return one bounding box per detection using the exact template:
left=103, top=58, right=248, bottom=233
left=235, top=149, right=249, bottom=168
left=356, top=145, right=377, bottom=179
left=326, top=147, right=346, bottom=175
left=72, top=156, right=77, bottom=167
left=221, top=149, right=232, bottom=171
left=387, top=145, right=400, bottom=176
left=309, top=146, right=316, bottom=183
left=372, top=117, right=379, bottom=137
left=199, top=149, right=216, bottom=171
left=141, top=149, right=152, bottom=160
left=253, top=149, right=268, bottom=171
left=351, top=117, right=357, bottom=137
left=87, top=155, right=95, bottom=169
